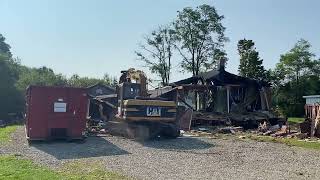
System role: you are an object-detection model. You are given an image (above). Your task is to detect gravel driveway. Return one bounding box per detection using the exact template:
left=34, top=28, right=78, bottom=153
left=2, top=126, right=320, bottom=180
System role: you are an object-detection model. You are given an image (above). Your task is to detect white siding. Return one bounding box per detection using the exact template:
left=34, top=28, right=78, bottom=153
left=304, top=96, right=320, bottom=105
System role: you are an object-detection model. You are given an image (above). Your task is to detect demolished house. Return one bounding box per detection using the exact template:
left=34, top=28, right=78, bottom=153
left=87, top=83, right=117, bottom=131
left=149, top=65, right=284, bottom=130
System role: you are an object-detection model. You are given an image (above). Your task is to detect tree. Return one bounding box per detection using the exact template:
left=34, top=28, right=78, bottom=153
left=274, top=39, right=319, bottom=100
left=0, top=34, right=12, bottom=57
left=136, top=26, right=174, bottom=86
left=0, top=54, right=23, bottom=119
left=272, top=39, right=320, bottom=116
left=16, top=66, right=68, bottom=91
left=237, top=39, right=267, bottom=81
left=275, top=39, right=318, bottom=85
left=173, top=4, right=228, bottom=76
left=67, top=73, right=117, bottom=88
left=0, top=34, right=23, bottom=119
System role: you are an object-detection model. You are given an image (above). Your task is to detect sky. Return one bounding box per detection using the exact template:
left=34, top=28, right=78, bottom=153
left=1, top=0, right=319, bottom=84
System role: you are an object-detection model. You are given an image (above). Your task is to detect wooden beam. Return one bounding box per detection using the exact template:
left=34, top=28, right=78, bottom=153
left=227, top=86, right=230, bottom=113
left=178, top=96, right=195, bottom=111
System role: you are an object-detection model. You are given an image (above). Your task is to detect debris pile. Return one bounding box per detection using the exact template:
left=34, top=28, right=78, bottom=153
left=218, top=126, right=243, bottom=134
left=298, top=118, right=320, bottom=138
left=192, top=111, right=230, bottom=127
left=256, top=118, right=320, bottom=140
left=191, top=110, right=285, bottom=130
left=299, top=104, right=320, bottom=138
left=86, top=119, right=107, bottom=135
left=257, top=121, right=289, bottom=137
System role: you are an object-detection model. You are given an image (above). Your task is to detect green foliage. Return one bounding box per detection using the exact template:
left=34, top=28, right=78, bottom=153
left=237, top=39, right=267, bottom=81
left=0, top=33, right=118, bottom=119
left=0, top=155, right=61, bottom=179
left=0, top=125, right=18, bottom=143
left=277, top=102, right=305, bottom=117
left=60, top=161, right=129, bottom=180
left=136, top=26, right=174, bottom=85
left=16, top=67, right=117, bottom=90
left=275, top=39, right=318, bottom=83
left=0, top=55, right=24, bottom=119
left=272, top=39, right=320, bottom=116
left=0, top=34, right=12, bottom=57
left=173, top=4, right=228, bottom=76
left=0, top=155, right=128, bottom=180
left=0, top=35, right=24, bottom=119
left=68, top=73, right=117, bottom=88
left=16, top=66, right=68, bottom=91
left=247, top=134, right=320, bottom=150
left=287, top=117, right=304, bottom=124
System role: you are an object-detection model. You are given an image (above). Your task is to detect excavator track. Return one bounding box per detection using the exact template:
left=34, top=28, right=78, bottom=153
left=106, top=120, right=180, bottom=140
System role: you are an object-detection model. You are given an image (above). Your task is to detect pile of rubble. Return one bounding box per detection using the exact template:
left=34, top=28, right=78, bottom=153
left=256, top=120, right=314, bottom=139
left=257, top=121, right=290, bottom=137
left=187, top=118, right=314, bottom=140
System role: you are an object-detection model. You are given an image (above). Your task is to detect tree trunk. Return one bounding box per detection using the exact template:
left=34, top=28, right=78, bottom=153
left=295, top=70, right=299, bottom=103
left=167, top=46, right=171, bottom=84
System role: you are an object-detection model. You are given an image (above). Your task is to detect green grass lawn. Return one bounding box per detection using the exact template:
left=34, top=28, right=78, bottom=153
left=60, top=161, right=129, bottom=180
left=1, top=125, right=128, bottom=179
left=0, top=155, right=129, bottom=180
left=246, top=134, right=320, bottom=150
left=288, top=117, right=305, bottom=124
left=0, top=125, right=18, bottom=143
left=0, top=155, right=61, bottom=180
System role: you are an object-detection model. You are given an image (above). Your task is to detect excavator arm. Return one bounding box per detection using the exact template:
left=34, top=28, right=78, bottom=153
left=119, top=68, right=148, bottom=96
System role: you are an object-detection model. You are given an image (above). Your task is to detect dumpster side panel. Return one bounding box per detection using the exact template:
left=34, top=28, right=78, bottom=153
left=26, top=86, right=88, bottom=140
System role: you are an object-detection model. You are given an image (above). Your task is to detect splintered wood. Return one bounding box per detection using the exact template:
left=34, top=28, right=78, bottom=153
left=311, top=105, right=320, bottom=137
left=304, top=104, right=320, bottom=137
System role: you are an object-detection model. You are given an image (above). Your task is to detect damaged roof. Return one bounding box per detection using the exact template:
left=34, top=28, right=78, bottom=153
left=87, top=83, right=116, bottom=97
left=172, top=68, right=269, bottom=87
left=148, top=86, right=174, bottom=98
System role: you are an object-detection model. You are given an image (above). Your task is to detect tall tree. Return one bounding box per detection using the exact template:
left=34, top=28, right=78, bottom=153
left=237, top=39, right=267, bottom=81
left=173, top=4, right=228, bottom=76
left=136, top=26, right=174, bottom=86
left=273, top=39, right=320, bottom=116
left=0, top=54, right=23, bottom=119
left=16, top=66, right=68, bottom=91
left=0, top=34, right=12, bottom=57
left=0, top=34, right=23, bottom=118
left=275, top=39, right=318, bottom=85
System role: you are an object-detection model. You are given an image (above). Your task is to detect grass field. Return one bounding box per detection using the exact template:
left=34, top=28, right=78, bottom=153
left=246, top=135, right=320, bottom=150
left=287, top=117, right=305, bottom=124
left=0, top=155, right=128, bottom=180
left=0, top=125, right=128, bottom=179
left=0, top=155, right=61, bottom=179
left=0, top=125, right=18, bottom=143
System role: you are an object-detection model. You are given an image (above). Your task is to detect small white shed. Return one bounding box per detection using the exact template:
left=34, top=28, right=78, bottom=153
left=303, top=95, right=320, bottom=105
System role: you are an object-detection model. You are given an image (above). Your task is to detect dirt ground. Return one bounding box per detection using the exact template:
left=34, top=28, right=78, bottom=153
left=2, top=126, right=320, bottom=180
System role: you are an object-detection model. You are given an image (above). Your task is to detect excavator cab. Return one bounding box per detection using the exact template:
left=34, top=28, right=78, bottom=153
left=117, top=82, right=141, bottom=100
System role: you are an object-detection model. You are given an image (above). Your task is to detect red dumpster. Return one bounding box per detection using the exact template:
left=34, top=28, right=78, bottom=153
left=25, top=86, right=88, bottom=141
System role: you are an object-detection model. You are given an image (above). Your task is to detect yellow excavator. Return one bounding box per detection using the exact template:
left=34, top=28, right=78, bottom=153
left=106, top=68, right=180, bottom=140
